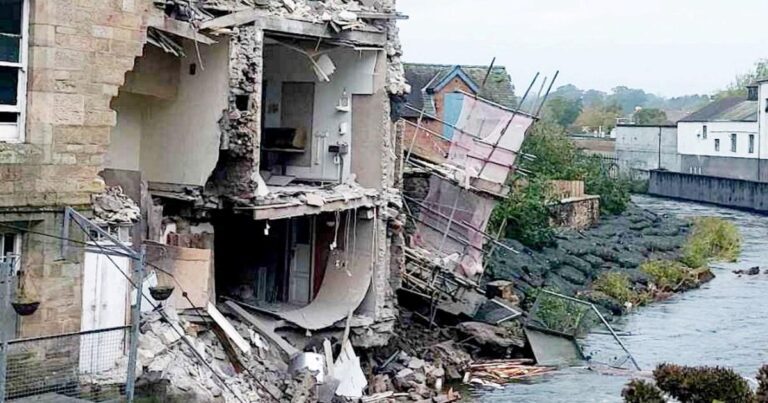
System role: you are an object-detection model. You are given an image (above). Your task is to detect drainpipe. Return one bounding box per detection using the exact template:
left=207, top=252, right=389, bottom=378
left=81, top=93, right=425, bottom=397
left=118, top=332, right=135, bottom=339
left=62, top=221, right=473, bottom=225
left=658, top=126, right=662, bottom=170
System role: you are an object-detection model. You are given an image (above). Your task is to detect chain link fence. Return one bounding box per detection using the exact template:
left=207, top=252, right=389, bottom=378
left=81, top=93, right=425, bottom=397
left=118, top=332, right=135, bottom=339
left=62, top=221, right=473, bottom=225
left=1, top=326, right=131, bottom=402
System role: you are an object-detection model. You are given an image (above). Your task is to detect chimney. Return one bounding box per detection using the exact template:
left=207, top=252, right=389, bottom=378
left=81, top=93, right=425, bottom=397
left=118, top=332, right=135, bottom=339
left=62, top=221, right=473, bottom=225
left=747, top=85, right=758, bottom=101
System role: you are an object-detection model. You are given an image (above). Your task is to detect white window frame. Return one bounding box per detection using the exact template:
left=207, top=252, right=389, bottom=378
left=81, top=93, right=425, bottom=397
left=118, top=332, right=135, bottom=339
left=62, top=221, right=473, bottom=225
left=0, top=232, right=22, bottom=275
left=0, top=0, right=29, bottom=143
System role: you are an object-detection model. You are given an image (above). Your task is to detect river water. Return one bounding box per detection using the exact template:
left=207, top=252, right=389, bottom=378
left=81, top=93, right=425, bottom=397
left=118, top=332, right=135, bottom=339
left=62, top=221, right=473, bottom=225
left=470, top=195, right=768, bottom=402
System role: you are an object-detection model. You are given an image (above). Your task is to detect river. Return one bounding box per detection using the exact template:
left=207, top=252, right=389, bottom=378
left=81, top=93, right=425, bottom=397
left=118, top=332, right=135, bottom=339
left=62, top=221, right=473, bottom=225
left=469, top=195, right=768, bottom=402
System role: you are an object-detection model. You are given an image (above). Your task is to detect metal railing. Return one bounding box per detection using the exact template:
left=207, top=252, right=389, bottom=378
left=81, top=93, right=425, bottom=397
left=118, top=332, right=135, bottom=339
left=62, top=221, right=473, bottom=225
left=1, top=326, right=130, bottom=402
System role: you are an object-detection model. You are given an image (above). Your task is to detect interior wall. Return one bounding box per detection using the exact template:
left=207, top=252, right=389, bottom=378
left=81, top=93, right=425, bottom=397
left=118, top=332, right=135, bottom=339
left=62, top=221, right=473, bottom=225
left=108, top=40, right=230, bottom=186
left=351, top=51, right=388, bottom=189
left=140, top=40, right=230, bottom=186
left=262, top=44, right=379, bottom=182
left=108, top=92, right=143, bottom=171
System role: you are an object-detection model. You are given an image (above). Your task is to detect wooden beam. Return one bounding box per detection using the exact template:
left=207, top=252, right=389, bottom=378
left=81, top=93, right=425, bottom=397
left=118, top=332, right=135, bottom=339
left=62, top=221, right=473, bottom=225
left=150, top=18, right=216, bottom=45
left=225, top=300, right=300, bottom=358
left=200, top=11, right=386, bottom=46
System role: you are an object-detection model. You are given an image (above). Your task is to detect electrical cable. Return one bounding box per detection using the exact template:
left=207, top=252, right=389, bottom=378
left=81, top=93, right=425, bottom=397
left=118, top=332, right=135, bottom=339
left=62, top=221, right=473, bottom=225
left=1, top=219, right=257, bottom=402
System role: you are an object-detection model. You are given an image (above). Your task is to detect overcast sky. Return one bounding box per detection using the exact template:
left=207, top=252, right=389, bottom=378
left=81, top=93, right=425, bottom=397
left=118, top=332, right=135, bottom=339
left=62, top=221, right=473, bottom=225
left=398, top=0, right=768, bottom=97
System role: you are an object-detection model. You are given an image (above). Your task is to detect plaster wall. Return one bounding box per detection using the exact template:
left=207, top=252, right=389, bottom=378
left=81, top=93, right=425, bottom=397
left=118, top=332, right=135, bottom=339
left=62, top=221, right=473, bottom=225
left=678, top=121, right=758, bottom=158
left=262, top=44, right=378, bottom=182
left=614, top=125, right=679, bottom=177
left=108, top=39, right=230, bottom=186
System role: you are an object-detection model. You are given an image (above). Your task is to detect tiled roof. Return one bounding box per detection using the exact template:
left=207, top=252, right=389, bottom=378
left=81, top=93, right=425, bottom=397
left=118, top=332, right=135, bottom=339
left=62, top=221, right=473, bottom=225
left=402, top=63, right=517, bottom=118
left=678, top=97, right=757, bottom=122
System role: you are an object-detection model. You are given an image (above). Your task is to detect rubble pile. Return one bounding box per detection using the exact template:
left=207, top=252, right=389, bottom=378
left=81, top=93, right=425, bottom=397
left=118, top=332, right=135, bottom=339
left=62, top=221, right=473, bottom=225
left=91, top=186, right=141, bottom=225
left=135, top=309, right=315, bottom=402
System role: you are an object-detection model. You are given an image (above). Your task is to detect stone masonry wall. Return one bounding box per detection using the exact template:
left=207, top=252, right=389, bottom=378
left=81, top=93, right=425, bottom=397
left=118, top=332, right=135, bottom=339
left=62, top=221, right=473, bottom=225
left=0, top=0, right=160, bottom=337
left=0, top=0, right=160, bottom=209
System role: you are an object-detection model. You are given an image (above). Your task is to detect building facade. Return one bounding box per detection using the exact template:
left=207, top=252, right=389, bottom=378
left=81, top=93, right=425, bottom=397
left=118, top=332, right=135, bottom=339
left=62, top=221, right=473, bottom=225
left=614, top=124, right=679, bottom=179
left=676, top=96, right=760, bottom=180
left=0, top=0, right=407, bottom=347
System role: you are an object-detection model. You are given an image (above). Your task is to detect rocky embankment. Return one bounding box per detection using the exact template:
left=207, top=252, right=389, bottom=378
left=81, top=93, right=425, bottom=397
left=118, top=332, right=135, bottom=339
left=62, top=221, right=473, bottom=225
left=487, top=203, right=695, bottom=314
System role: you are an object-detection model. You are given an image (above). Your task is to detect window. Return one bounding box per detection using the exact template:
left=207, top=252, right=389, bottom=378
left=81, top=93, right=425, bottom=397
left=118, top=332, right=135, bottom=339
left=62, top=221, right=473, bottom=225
left=749, top=134, right=755, bottom=154
left=702, top=125, right=708, bottom=139
left=714, top=139, right=720, bottom=152
left=0, top=0, right=29, bottom=143
left=0, top=232, right=21, bottom=273
left=731, top=133, right=737, bottom=152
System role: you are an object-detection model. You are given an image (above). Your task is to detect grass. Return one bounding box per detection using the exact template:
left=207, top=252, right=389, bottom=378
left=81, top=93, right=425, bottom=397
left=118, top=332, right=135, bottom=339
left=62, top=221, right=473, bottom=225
left=593, top=272, right=643, bottom=306
left=640, top=260, right=692, bottom=291
left=681, top=217, right=742, bottom=268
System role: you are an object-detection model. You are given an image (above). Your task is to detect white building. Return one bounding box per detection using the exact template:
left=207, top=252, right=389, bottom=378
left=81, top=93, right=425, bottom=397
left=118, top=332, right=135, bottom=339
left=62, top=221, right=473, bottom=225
left=676, top=92, right=760, bottom=180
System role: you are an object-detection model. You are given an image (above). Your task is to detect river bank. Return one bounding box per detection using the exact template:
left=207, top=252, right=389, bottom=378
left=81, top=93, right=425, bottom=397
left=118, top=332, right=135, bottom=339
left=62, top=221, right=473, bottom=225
left=469, top=195, right=766, bottom=402
left=487, top=201, right=712, bottom=315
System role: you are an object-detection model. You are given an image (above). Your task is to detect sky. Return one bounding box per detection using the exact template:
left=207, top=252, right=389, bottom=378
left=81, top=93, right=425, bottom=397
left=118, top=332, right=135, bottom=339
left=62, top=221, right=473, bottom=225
left=397, top=0, right=768, bottom=97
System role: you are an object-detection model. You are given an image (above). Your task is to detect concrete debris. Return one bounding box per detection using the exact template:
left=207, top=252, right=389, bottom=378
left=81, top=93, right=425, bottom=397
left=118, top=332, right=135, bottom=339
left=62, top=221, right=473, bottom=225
left=456, top=321, right=526, bottom=349
left=91, top=186, right=140, bottom=225
left=135, top=308, right=315, bottom=403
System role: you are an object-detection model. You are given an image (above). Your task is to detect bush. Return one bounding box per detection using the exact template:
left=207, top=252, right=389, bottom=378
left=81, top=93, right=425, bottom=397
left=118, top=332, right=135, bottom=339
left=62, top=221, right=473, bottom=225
left=593, top=272, right=641, bottom=305
left=640, top=260, right=692, bottom=291
left=682, top=217, right=742, bottom=268
left=492, top=122, right=632, bottom=246
left=490, top=177, right=556, bottom=249
left=653, top=363, right=754, bottom=403
left=757, top=365, right=768, bottom=402
left=622, top=379, right=665, bottom=403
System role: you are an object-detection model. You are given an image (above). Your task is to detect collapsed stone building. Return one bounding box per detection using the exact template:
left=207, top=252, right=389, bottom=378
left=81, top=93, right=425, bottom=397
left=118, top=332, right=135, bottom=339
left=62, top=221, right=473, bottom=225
left=0, top=0, right=409, bottom=356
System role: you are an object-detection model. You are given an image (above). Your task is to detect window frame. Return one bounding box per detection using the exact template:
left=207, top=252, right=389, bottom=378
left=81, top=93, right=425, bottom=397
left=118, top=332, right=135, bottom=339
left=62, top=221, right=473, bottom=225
left=0, top=0, right=30, bottom=143
left=714, top=138, right=720, bottom=152
left=0, top=232, right=22, bottom=274
left=730, top=133, right=737, bottom=153
left=702, top=125, right=708, bottom=139
left=749, top=134, right=755, bottom=154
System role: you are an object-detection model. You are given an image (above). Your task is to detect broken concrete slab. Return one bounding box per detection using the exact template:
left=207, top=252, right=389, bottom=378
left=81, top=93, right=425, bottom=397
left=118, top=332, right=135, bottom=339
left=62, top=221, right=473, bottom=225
left=224, top=300, right=299, bottom=357
left=207, top=303, right=251, bottom=355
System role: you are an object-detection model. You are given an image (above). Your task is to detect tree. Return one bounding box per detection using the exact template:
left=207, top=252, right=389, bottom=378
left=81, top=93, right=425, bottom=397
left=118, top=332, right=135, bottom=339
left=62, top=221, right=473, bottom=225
left=574, top=102, right=622, bottom=133
left=582, top=89, right=607, bottom=108
left=633, top=108, right=668, bottom=125
left=715, top=58, right=768, bottom=99
left=608, top=86, right=649, bottom=114
left=542, top=96, right=583, bottom=128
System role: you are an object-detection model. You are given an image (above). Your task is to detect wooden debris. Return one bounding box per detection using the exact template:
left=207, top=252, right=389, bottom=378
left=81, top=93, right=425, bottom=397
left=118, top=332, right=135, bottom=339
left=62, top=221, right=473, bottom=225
left=467, top=359, right=556, bottom=385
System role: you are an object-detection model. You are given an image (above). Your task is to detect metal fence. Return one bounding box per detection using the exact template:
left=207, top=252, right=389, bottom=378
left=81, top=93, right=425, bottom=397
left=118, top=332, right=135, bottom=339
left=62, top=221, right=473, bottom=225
left=527, top=290, right=640, bottom=371
left=1, top=326, right=131, bottom=402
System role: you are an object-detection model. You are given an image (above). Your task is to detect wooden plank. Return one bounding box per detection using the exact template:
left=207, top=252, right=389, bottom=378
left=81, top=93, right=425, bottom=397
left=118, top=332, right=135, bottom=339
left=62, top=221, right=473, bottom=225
left=150, top=18, right=216, bottom=44
left=323, top=338, right=334, bottom=377
left=211, top=325, right=246, bottom=373
left=207, top=303, right=251, bottom=355
left=224, top=300, right=299, bottom=357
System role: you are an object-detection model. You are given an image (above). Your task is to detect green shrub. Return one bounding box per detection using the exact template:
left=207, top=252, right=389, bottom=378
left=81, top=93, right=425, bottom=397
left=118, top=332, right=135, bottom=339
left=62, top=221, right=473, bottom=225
left=593, top=272, right=639, bottom=305
left=490, top=177, right=556, bottom=249
left=682, top=217, right=742, bottom=268
left=640, top=260, right=691, bottom=291
left=653, top=363, right=754, bottom=403
left=622, top=379, right=665, bottom=403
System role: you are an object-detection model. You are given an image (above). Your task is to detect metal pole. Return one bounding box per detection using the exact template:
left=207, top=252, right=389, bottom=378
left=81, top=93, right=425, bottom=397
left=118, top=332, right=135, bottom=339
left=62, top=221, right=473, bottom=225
left=534, top=70, right=560, bottom=118
left=591, top=305, right=641, bottom=371
left=405, top=107, right=427, bottom=163
left=125, top=245, right=145, bottom=402
left=0, top=261, right=10, bottom=403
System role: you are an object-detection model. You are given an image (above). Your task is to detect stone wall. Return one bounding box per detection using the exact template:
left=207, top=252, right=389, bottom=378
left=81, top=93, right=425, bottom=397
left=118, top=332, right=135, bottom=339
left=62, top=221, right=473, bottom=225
left=0, top=0, right=159, bottom=209
left=550, top=196, right=600, bottom=230
left=649, top=170, right=768, bottom=212
left=0, top=0, right=159, bottom=337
